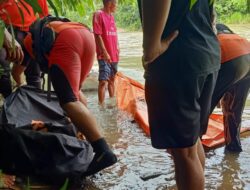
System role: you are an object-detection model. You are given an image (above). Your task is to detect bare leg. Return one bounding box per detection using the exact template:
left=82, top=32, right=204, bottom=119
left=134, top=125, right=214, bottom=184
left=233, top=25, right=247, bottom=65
left=62, top=101, right=117, bottom=176
left=98, top=80, right=108, bottom=105
left=197, top=138, right=205, bottom=170
left=170, top=140, right=204, bottom=190
left=11, top=63, right=25, bottom=86
left=62, top=101, right=101, bottom=142
left=108, top=77, right=115, bottom=98
left=79, top=91, right=87, bottom=106
left=0, top=173, right=15, bottom=189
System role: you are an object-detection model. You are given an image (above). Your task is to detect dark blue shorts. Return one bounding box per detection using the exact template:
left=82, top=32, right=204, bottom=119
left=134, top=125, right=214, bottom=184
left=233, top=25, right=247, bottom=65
left=98, top=60, right=118, bottom=81
left=145, top=70, right=218, bottom=149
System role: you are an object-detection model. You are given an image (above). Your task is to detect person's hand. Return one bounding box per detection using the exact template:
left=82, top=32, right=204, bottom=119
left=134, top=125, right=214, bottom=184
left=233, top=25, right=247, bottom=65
left=103, top=50, right=111, bottom=63
left=3, top=29, right=24, bottom=64
left=142, top=30, right=179, bottom=69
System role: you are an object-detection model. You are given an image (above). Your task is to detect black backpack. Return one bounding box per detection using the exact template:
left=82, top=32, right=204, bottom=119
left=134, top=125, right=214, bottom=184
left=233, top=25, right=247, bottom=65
left=29, top=15, right=71, bottom=73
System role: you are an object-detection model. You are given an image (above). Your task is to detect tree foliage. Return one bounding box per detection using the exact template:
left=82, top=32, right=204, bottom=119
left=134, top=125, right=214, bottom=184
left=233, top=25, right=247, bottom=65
left=1, top=0, right=250, bottom=47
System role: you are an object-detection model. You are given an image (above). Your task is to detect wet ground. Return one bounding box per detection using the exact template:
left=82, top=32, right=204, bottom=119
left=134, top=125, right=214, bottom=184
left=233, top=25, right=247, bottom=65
left=1, top=25, right=250, bottom=190
left=82, top=92, right=250, bottom=190
left=81, top=25, right=250, bottom=190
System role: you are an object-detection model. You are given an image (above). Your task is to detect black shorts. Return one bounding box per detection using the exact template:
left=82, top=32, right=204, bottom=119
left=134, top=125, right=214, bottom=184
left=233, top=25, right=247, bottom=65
left=49, top=64, right=77, bottom=105
left=145, top=71, right=218, bottom=149
left=211, top=54, right=250, bottom=112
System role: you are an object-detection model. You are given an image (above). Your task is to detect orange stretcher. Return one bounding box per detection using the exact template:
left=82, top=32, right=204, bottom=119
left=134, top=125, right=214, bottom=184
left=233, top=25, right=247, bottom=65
left=115, top=72, right=250, bottom=148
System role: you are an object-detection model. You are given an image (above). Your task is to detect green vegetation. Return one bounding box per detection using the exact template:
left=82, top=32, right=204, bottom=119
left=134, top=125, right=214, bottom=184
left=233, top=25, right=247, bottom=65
left=215, top=0, right=250, bottom=24
left=48, top=1, right=141, bottom=30
left=24, top=177, right=30, bottom=190
left=60, top=178, right=69, bottom=190
left=115, top=3, right=141, bottom=31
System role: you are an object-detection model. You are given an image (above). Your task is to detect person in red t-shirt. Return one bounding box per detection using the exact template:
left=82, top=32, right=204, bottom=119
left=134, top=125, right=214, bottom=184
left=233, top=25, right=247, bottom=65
left=92, top=0, right=119, bottom=106
left=23, top=19, right=117, bottom=176
left=0, top=0, right=49, bottom=90
left=210, top=23, right=250, bottom=152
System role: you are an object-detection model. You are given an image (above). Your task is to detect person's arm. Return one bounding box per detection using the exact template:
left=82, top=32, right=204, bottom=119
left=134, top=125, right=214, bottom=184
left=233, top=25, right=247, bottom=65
left=141, top=0, right=178, bottom=68
left=95, top=34, right=111, bottom=63
left=11, top=64, right=26, bottom=87
left=3, top=28, right=24, bottom=64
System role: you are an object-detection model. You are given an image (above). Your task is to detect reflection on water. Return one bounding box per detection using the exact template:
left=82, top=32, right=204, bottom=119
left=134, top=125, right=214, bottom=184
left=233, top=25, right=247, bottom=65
left=84, top=91, right=250, bottom=190
left=84, top=92, right=176, bottom=190
left=82, top=25, right=250, bottom=189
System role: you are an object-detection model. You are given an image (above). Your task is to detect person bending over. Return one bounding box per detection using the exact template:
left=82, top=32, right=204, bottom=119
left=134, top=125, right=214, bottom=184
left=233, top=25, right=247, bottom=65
left=211, top=23, right=250, bottom=152
left=23, top=18, right=117, bottom=176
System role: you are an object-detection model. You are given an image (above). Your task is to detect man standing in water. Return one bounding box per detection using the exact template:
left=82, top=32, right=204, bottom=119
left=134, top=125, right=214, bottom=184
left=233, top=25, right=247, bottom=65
left=92, top=0, right=119, bottom=106
left=138, top=0, right=220, bottom=189
left=210, top=23, right=250, bottom=152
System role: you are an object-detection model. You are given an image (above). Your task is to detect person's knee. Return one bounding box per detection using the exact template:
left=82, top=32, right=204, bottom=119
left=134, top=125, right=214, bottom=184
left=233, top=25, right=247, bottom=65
left=108, top=76, right=115, bottom=84
left=170, top=144, right=198, bottom=163
left=99, top=80, right=108, bottom=88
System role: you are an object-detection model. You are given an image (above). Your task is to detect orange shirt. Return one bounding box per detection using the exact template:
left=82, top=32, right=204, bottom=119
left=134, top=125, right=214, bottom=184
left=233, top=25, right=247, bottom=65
left=0, top=0, right=49, bottom=31
left=218, top=33, right=250, bottom=63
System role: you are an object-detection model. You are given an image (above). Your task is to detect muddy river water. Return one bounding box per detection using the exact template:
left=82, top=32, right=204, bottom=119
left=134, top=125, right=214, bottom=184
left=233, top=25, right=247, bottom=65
left=82, top=25, right=250, bottom=190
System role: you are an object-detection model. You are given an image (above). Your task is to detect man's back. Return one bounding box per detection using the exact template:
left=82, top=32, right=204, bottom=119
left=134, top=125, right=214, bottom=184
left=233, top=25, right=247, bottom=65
left=141, top=0, right=220, bottom=78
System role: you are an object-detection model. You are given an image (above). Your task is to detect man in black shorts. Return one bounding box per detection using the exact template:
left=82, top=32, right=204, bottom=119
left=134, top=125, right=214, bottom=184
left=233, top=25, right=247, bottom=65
left=138, top=0, right=220, bottom=189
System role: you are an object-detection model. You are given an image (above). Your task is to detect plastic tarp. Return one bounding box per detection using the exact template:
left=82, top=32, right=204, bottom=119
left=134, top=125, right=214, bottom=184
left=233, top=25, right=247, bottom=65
left=0, top=86, right=93, bottom=184
left=115, top=72, right=250, bottom=148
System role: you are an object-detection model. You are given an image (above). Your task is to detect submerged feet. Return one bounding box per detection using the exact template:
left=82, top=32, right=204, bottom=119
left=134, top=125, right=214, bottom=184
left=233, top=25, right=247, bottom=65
left=0, top=173, right=15, bottom=189
left=85, top=150, right=117, bottom=176
left=225, top=143, right=242, bottom=152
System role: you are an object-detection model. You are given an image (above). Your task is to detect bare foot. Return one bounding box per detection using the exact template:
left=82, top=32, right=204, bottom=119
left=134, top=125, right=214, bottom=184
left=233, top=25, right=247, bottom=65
left=0, top=173, right=15, bottom=188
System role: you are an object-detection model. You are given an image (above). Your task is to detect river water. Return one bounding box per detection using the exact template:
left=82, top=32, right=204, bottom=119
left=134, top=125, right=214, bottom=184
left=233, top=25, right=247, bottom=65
left=82, top=25, right=250, bottom=190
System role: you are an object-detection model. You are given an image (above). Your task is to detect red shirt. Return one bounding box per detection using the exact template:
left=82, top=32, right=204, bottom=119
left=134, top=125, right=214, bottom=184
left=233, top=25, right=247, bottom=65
left=93, top=10, right=119, bottom=62
left=0, top=0, right=49, bottom=31
left=24, top=21, right=89, bottom=58
left=38, top=0, right=49, bottom=18
left=218, top=33, right=250, bottom=63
